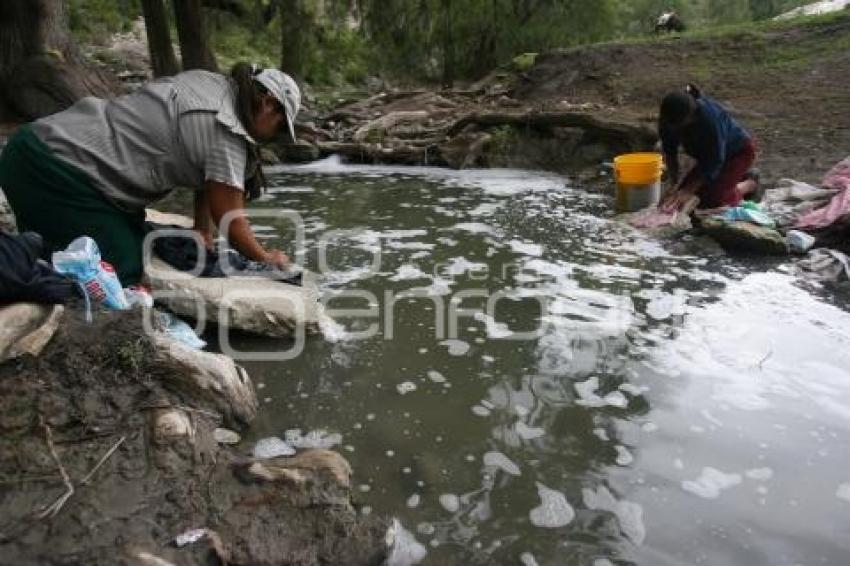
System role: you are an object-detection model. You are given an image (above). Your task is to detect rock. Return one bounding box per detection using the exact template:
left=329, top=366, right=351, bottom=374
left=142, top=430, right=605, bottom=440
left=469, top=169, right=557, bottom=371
left=237, top=449, right=353, bottom=490
left=270, top=139, right=320, bottom=163
left=214, top=427, right=241, bottom=444
left=0, top=303, right=63, bottom=363
left=438, top=131, right=493, bottom=169
left=698, top=217, right=788, bottom=255
left=153, top=333, right=259, bottom=427
left=152, top=407, right=195, bottom=444
left=259, top=147, right=281, bottom=165
left=144, top=209, right=323, bottom=338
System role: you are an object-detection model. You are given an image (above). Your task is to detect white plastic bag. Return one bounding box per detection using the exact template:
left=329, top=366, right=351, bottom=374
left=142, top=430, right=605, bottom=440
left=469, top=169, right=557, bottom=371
left=51, top=237, right=129, bottom=310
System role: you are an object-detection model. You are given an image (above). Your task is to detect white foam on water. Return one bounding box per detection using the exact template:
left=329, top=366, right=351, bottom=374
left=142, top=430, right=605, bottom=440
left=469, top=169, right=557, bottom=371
left=470, top=202, right=502, bottom=216
left=471, top=405, right=491, bottom=417
left=440, top=339, right=470, bottom=356
left=520, top=552, right=540, bottom=566
left=385, top=518, right=428, bottom=566
left=317, top=311, right=351, bottom=343
left=682, top=467, right=742, bottom=499
left=593, top=558, right=615, bottom=566
left=426, top=370, right=446, bottom=383
left=516, top=421, right=546, bottom=441
left=615, top=445, right=634, bottom=466
left=509, top=239, right=544, bottom=257
left=745, top=467, right=774, bottom=481
left=449, top=222, right=498, bottom=235
left=574, top=377, right=629, bottom=408
left=529, top=482, right=575, bottom=528
left=439, top=493, right=460, bottom=513
left=582, top=485, right=646, bottom=545
left=386, top=240, right=435, bottom=251
left=483, top=451, right=522, bottom=476
left=406, top=494, right=421, bottom=508
left=619, top=383, right=650, bottom=396
left=593, top=428, right=610, bottom=441
left=645, top=292, right=685, bottom=321
left=284, top=429, right=342, bottom=449
left=473, top=312, right=513, bottom=339
left=265, top=185, right=316, bottom=193
left=441, top=256, right=488, bottom=277
left=253, top=437, right=295, bottom=459
left=836, top=483, right=850, bottom=502
left=390, top=265, right=430, bottom=281
left=397, top=381, right=418, bottom=395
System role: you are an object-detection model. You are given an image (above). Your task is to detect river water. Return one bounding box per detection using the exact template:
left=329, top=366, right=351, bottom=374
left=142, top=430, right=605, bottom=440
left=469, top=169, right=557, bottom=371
left=222, top=157, right=850, bottom=565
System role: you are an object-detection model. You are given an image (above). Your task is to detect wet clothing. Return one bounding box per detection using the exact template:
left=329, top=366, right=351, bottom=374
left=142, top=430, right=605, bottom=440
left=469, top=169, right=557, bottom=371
left=660, top=94, right=754, bottom=207
left=680, top=138, right=757, bottom=209
left=0, top=70, right=258, bottom=285
left=148, top=222, right=302, bottom=286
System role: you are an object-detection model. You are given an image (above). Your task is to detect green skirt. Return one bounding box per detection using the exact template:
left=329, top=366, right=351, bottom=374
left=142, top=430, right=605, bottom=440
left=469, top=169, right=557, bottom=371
left=0, top=125, right=145, bottom=285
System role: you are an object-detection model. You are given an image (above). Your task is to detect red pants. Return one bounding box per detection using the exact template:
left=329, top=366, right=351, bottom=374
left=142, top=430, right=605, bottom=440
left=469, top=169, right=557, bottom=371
left=684, top=139, right=757, bottom=209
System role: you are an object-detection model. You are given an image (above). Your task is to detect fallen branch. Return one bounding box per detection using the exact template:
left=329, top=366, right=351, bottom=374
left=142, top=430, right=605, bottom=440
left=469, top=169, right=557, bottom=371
left=36, top=416, right=74, bottom=520
left=80, top=435, right=126, bottom=486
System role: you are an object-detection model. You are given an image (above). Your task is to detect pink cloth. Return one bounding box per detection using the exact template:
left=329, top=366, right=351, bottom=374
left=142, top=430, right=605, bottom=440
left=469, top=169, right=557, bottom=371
left=794, top=157, right=850, bottom=230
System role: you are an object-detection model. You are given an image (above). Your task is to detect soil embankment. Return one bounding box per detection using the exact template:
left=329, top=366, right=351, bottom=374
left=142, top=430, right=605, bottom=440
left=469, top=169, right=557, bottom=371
left=296, top=12, right=850, bottom=185
left=0, top=311, right=387, bottom=565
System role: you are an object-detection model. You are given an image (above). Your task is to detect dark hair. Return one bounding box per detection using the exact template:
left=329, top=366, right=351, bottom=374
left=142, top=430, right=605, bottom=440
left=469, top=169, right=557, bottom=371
left=660, top=84, right=700, bottom=127
left=230, top=61, right=268, bottom=201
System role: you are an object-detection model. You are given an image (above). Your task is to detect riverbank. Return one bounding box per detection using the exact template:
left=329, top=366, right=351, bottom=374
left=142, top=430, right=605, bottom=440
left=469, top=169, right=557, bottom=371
left=0, top=309, right=387, bottom=564
left=272, top=10, right=849, bottom=189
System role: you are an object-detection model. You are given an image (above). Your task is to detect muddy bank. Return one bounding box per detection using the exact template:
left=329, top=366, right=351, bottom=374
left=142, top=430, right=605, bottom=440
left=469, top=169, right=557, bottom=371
left=0, top=309, right=386, bottom=565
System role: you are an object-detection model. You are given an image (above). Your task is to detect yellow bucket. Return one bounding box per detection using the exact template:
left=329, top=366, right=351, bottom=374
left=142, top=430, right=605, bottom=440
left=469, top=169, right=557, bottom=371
left=614, top=152, right=663, bottom=213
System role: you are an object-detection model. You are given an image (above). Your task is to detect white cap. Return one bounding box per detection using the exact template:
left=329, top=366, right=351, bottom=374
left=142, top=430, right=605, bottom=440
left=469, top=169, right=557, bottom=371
left=254, top=68, right=301, bottom=142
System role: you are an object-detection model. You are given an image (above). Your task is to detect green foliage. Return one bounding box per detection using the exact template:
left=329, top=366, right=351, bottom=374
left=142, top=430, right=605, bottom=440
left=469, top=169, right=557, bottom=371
left=64, top=0, right=847, bottom=88
left=67, top=0, right=142, bottom=43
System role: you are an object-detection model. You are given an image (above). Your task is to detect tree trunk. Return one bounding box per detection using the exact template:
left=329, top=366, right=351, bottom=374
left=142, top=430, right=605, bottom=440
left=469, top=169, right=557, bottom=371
left=280, top=0, right=308, bottom=79
left=0, top=0, right=115, bottom=121
left=441, top=0, right=454, bottom=89
left=172, top=0, right=219, bottom=72
left=141, top=0, right=179, bottom=77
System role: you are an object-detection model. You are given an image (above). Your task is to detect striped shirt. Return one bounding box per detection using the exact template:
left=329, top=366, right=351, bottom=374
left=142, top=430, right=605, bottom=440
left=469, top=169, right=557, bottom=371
left=32, top=70, right=254, bottom=212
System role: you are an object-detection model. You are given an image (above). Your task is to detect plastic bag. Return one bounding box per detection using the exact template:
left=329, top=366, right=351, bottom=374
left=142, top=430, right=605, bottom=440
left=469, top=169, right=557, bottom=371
left=717, top=203, right=775, bottom=227
left=155, top=310, right=207, bottom=350
left=124, top=285, right=154, bottom=308
left=51, top=237, right=129, bottom=310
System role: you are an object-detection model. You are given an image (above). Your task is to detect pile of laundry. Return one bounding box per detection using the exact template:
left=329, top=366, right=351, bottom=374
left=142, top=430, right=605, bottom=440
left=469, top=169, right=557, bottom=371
left=622, top=156, right=850, bottom=275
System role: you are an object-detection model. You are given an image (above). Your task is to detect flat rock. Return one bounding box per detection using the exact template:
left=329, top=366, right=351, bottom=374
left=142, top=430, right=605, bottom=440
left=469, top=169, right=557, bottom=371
left=145, top=209, right=322, bottom=338
left=698, top=217, right=788, bottom=255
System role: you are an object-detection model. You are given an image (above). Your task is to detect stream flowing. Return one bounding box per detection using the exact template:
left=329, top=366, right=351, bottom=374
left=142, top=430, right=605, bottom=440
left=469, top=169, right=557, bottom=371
left=218, top=157, right=850, bottom=565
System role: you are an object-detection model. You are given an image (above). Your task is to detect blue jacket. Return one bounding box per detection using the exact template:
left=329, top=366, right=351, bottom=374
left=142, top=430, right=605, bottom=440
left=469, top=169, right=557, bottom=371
left=660, top=95, right=750, bottom=185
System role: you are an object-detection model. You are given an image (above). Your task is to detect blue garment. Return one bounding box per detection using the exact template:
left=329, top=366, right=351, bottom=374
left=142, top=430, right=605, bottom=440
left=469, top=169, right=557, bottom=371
left=660, top=95, right=750, bottom=185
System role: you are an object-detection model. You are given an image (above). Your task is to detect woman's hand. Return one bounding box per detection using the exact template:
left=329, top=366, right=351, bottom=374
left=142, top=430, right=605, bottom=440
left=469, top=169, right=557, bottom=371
left=262, top=249, right=291, bottom=269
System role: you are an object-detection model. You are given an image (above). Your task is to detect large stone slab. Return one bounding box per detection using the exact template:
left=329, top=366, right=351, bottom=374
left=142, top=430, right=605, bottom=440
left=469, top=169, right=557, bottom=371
left=145, top=210, right=321, bottom=337
left=698, top=217, right=788, bottom=255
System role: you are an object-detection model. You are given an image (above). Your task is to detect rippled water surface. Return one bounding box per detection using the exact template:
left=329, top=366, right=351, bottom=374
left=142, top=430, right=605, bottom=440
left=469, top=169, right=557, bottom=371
left=224, top=157, right=850, bottom=565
